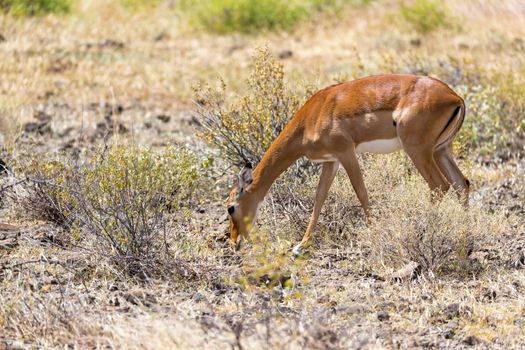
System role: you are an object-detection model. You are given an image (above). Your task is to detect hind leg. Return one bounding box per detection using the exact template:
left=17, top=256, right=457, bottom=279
left=398, top=125, right=449, bottom=195
left=397, top=108, right=453, bottom=197
left=434, top=142, right=470, bottom=205
left=403, top=143, right=450, bottom=196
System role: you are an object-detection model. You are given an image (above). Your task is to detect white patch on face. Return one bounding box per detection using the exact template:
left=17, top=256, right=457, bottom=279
left=356, top=138, right=402, bottom=154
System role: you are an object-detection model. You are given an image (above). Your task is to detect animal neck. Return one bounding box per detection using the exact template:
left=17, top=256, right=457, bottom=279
left=243, top=122, right=303, bottom=206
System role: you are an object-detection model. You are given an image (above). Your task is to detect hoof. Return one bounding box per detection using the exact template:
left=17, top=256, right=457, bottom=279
left=291, top=245, right=305, bottom=259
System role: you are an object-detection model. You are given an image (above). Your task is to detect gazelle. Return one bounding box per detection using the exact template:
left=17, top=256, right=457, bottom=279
left=226, top=74, right=469, bottom=255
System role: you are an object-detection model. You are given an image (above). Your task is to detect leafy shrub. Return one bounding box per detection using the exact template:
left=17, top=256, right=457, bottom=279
left=0, top=0, right=71, bottom=16
left=9, top=145, right=210, bottom=279
left=399, top=0, right=449, bottom=33
left=72, top=145, right=208, bottom=278
left=194, top=47, right=315, bottom=174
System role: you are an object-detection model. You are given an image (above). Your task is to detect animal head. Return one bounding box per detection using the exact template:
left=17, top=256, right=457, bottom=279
left=226, top=163, right=253, bottom=249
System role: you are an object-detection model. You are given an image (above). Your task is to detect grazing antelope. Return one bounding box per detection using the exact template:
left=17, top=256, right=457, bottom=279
left=226, top=74, right=469, bottom=255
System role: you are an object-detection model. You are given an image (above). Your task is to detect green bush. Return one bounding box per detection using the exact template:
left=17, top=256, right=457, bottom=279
left=0, top=0, right=71, bottom=16
left=399, top=0, right=448, bottom=33
left=73, top=145, right=209, bottom=278
left=180, top=0, right=368, bottom=34
left=181, top=0, right=307, bottom=34
left=120, top=0, right=162, bottom=11
left=310, top=0, right=373, bottom=9
left=11, top=145, right=211, bottom=279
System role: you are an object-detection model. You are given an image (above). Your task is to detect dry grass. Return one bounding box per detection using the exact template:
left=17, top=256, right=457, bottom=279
left=1, top=0, right=525, bottom=348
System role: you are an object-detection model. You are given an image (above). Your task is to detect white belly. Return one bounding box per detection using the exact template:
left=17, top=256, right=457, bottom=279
left=356, top=138, right=402, bottom=154
left=309, top=154, right=338, bottom=163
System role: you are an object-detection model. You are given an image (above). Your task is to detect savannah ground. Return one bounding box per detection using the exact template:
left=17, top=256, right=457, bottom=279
left=0, top=0, right=524, bottom=348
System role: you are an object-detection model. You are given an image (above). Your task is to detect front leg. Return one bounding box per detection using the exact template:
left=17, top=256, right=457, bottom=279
left=292, top=161, right=339, bottom=257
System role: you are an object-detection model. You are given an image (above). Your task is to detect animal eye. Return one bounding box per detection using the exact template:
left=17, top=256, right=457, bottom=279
left=227, top=206, right=235, bottom=215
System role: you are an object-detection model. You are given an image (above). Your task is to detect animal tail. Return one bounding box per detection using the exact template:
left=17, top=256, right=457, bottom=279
left=435, top=98, right=465, bottom=149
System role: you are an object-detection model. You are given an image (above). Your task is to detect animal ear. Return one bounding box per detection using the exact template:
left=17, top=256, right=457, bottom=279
left=238, top=162, right=253, bottom=192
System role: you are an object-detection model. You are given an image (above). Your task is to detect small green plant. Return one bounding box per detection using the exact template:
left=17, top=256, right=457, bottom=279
left=0, top=0, right=71, bottom=16
left=235, top=227, right=305, bottom=303
left=399, top=0, right=448, bottom=33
